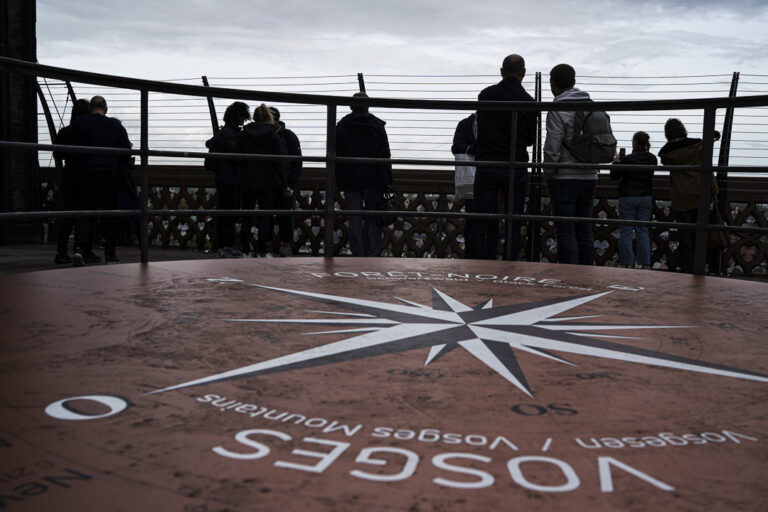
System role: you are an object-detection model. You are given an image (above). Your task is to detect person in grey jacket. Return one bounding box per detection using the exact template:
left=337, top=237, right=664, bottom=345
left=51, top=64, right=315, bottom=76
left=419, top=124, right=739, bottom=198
left=543, top=63, right=597, bottom=265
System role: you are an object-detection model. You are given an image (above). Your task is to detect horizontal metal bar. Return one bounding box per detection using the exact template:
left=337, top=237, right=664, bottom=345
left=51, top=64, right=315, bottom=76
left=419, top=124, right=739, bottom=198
left=4, top=56, right=768, bottom=111
left=4, top=140, right=767, bottom=173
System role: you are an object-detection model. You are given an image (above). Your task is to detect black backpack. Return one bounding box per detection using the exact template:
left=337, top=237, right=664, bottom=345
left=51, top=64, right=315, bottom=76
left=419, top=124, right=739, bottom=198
left=564, top=100, right=617, bottom=163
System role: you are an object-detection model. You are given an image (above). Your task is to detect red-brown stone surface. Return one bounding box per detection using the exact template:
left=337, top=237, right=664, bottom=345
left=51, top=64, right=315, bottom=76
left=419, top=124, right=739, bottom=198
left=1, top=259, right=767, bottom=511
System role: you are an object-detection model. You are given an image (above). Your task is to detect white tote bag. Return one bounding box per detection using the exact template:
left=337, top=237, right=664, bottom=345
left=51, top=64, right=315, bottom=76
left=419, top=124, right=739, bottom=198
left=454, top=152, right=476, bottom=200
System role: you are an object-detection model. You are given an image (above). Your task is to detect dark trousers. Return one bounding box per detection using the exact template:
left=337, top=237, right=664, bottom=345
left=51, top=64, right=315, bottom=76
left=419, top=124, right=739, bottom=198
left=674, top=208, right=697, bottom=273
left=75, top=170, right=120, bottom=257
left=241, top=188, right=275, bottom=254
left=55, top=173, right=77, bottom=255
left=548, top=179, right=596, bottom=265
left=216, top=182, right=240, bottom=248
left=463, top=199, right=498, bottom=259
left=270, top=191, right=294, bottom=246
left=344, top=188, right=383, bottom=257
left=470, top=167, right=527, bottom=260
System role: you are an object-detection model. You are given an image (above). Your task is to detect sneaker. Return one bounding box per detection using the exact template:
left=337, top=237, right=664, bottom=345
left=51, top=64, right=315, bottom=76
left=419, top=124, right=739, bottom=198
left=278, top=243, right=292, bottom=257
left=82, top=252, right=101, bottom=264
left=54, top=253, right=72, bottom=264
left=72, top=253, right=85, bottom=267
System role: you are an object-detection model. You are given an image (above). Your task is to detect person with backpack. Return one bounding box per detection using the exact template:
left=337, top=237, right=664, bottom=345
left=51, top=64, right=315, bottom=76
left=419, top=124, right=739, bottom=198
left=205, top=101, right=250, bottom=257
left=610, top=131, right=657, bottom=269
left=268, top=106, right=302, bottom=257
left=236, top=104, right=288, bottom=257
left=543, top=63, right=616, bottom=265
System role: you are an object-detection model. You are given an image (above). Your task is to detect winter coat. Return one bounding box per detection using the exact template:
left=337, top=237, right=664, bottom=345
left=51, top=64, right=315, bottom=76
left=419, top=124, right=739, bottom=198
left=335, top=112, right=392, bottom=190
left=610, top=150, right=657, bottom=197
left=451, top=113, right=477, bottom=155
left=543, top=88, right=598, bottom=180
left=236, top=122, right=287, bottom=192
left=658, top=138, right=718, bottom=212
left=452, top=114, right=477, bottom=200
left=205, top=125, right=241, bottom=186
left=475, top=77, right=536, bottom=163
left=71, top=113, right=132, bottom=174
left=276, top=121, right=303, bottom=187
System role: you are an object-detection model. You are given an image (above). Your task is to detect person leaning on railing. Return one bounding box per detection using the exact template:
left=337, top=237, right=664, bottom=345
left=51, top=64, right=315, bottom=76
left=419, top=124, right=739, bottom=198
left=205, top=101, right=251, bottom=258
left=610, top=131, right=657, bottom=269
left=658, top=118, right=719, bottom=273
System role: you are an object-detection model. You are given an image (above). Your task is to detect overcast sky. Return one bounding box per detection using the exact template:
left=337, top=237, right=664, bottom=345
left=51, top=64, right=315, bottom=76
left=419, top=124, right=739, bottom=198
left=37, top=0, right=768, bottom=79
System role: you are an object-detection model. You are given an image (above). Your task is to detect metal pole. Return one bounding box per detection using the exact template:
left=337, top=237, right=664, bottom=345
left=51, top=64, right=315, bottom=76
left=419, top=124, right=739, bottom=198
left=201, top=76, right=219, bottom=136
left=357, top=73, right=366, bottom=94
left=717, top=72, right=739, bottom=204
left=65, top=81, right=77, bottom=104
left=504, top=111, right=518, bottom=261
left=693, top=106, right=717, bottom=275
left=530, top=71, right=543, bottom=262
left=140, top=89, right=150, bottom=263
left=324, top=104, right=337, bottom=257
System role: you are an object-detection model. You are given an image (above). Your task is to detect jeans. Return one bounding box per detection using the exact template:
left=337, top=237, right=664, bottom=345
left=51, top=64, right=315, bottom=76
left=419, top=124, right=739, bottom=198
left=241, top=188, right=275, bottom=254
left=548, top=179, right=596, bottom=265
left=470, top=167, right=528, bottom=260
left=345, top=188, right=383, bottom=257
left=618, top=195, right=652, bottom=266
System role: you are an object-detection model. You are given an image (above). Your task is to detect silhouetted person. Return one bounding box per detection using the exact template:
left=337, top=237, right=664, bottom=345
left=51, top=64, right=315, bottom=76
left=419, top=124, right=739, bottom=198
left=544, top=63, right=596, bottom=265
left=269, top=106, right=302, bottom=257
left=71, top=95, right=132, bottom=263
left=472, top=54, right=536, bottom=260
left=610, top=131, right=657, bottom=268
left=336, top=92, right=392, bottom=257
left=53, top=98, right=91, bottom=264
left=236, top=104, right=287, bottom=256
left=658, top=118, right=719, bottom=273
left=206, top=101, right=250, bottom=257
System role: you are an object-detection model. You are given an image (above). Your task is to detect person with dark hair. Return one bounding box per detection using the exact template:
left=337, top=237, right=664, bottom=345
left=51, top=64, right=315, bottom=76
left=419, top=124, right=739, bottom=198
left=236, top=104, right=287, bottom=257
left=611, top=131, right=657, bottom=268
left=471, top=54, right=536, bottom=260
left=335, top=92, right=392, bottom=257
left=52, top=98, right=91, bottom=264
left=268, top=106, right=302, bottom=257
left=658, top=118, right=719, bottom=273
left=543, top=63, right=597, bottom=265
left=71, top=95, right=133, bottom=263
left=206, top=101, right=250, bottom=257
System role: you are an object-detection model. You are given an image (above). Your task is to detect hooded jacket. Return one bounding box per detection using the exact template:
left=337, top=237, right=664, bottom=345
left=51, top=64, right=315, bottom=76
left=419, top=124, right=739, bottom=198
left=610, top=150, right=657, bottom=197
left=543, top=88, right=598, bottom=180
left=205, top=124, right=241, bottom=186
left=658, top=137, right=717, bottom=212
left=335, top=111, right=392, bottom=190
left=236, top=122, right=287, bottom=191
left=276, top=121, right=303, bottom=187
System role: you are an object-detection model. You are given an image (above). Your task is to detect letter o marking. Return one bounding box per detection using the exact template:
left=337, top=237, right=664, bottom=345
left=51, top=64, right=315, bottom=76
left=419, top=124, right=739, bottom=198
left=507, top=456, right=581, bottom=492
left=45, top=395, right=130, bottom=421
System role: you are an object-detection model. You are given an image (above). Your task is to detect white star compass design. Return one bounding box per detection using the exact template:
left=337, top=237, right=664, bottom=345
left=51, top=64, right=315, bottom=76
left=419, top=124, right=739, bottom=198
left=152, top=279, right=768, bottom=397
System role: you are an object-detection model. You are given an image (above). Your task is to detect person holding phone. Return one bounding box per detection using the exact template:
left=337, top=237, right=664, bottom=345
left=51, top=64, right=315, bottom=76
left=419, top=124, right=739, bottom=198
left=610, top=131, right=657, bottom=269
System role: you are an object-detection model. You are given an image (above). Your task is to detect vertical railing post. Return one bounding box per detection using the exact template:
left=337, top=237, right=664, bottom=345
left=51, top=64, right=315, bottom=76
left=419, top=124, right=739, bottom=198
left=357, top=73, right=366, bottom=94
left=529, top=71, right=543, bottom=262
left=717, top=72, right=739, bottom=206
left=693, top=106, right=717, bottom=275
left=201, top=76, right=219, bottom=136
left=140, top=89, right=150, bottom=264
left=505, top=111, right=518, bottom=261
left=324, top=103, right=337, bottom=257
left=65, top=81, right=77, bottom=104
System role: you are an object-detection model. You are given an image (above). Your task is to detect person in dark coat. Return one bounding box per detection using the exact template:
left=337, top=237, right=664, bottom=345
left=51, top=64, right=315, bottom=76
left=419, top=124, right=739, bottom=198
left=236, top=104, right=287, bottom=256
left=335, top=92, right=392, bottom=257
left=472, top=54, right=536, bottom=260
left=71, top=95, right=133, bottom=263
left=206, top=101, right=250, bottom=257
left=268, top=106, right=302, bottom=257
left=658, top=118, right=719, bottom=273
left=53, top=98, right=91, bottom=264
left=610, top=131, right=657, bottom=268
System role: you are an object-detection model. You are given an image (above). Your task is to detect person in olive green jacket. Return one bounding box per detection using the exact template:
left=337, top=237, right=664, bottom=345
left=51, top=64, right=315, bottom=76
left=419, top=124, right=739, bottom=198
left=658, top=118, right=719, bottom=273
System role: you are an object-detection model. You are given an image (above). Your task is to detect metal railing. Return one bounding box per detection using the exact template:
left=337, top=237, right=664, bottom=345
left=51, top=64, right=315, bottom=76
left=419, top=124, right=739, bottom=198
left=2, top=56, right=768, bottom=274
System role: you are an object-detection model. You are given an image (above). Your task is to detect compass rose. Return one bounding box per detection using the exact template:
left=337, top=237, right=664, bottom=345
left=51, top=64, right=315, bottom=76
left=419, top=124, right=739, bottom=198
left=151, top=279, right=768, bottom=397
